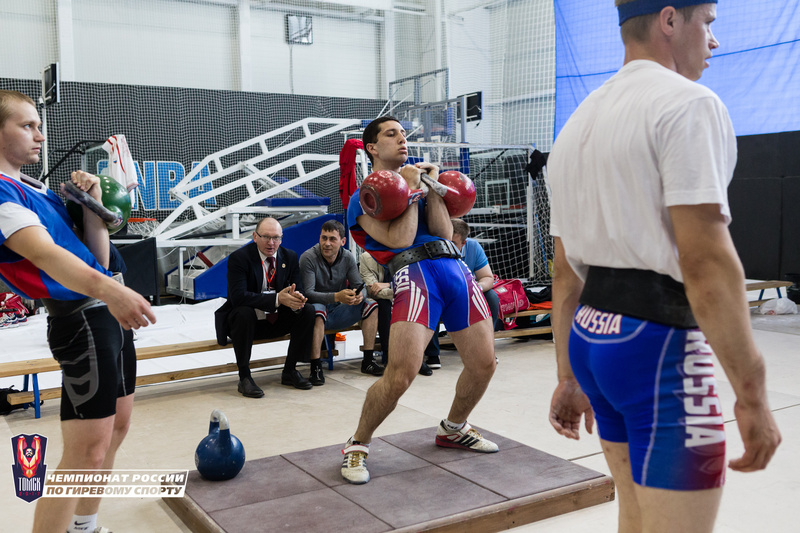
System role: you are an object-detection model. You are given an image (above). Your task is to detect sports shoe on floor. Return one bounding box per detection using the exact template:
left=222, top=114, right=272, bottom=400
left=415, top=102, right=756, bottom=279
left=0, top=312, right=19, bottom=329
left=426, top=355, right=441, bottom=369
left=309, top=365, right=325, bottom=386
left=361, top=360, right=384, bottom=376
left=435, top=421, right=499, bottom=453
left=419, top=362, right=433, bottom=376
left=341, top=437, right=370, bottom=484
left=93, top=527, right=113, bottom=533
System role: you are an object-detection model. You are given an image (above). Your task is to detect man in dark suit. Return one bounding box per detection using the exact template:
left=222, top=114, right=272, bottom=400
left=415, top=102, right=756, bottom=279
left=215, top=217, right=315, bottom=397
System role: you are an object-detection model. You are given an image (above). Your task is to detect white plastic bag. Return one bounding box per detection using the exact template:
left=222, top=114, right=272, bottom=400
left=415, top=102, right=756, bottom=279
left=758, top=298, right=798, bottom=315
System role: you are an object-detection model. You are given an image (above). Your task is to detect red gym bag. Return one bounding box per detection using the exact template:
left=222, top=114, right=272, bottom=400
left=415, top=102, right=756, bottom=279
left=493, top=277, right=529, bottom=329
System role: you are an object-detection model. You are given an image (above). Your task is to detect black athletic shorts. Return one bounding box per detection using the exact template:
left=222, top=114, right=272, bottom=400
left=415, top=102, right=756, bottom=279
left=47, top=304, right=134, bottom=421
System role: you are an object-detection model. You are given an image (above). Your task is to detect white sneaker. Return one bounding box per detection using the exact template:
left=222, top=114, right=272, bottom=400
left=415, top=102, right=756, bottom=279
left=0, top=313, right=19, bottom=328
left=435, top=421, right=499, bottom=453
left=341, top=437, right=370, bottom=484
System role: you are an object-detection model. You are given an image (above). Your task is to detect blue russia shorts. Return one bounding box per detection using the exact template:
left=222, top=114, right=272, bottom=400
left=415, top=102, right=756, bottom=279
left=569, top=304, right=726, bottom=491
left=391, top=258, right=490, bottom=331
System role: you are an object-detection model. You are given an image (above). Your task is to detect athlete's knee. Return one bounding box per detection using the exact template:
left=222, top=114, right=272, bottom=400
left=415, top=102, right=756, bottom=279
left=383, top=367, right=416, bottom=397
left=362, top=311, right=378, bottom=327
left=112, top=412, right=132, bottom=440
left=71, top=436, right=113, bottom=469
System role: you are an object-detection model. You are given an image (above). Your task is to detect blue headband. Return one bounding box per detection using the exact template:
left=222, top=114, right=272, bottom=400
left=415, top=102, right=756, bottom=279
left=618, top=0, right=717, bottom=26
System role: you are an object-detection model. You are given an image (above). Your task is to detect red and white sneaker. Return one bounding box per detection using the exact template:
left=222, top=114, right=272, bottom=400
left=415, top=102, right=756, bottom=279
left=435, top=421, right=499, bottom=453
left=0, top=312, right=19, bottom=329
left=341, top=437, right=370, bottom=484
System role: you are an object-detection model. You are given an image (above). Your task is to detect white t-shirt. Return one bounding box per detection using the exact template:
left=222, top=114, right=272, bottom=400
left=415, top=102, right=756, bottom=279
left=549, top=60, right=737, bottom=283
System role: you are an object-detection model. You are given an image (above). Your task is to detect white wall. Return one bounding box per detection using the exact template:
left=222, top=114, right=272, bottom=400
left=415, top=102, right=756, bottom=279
left=73, top=0, right=238, bottom=90
left=0, top=0, right=557, bottom=148
left=0, top=0, right=386, bottom=99
left=251, top=9, right=381, bottom=99
left=0, top=0, right=58, bottom=80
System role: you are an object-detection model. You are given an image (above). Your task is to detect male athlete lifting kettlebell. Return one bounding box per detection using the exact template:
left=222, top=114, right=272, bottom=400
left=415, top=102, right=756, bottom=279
left=0, top=90, right=155, bottom=533
left=340, top=116, right=497, bottom=484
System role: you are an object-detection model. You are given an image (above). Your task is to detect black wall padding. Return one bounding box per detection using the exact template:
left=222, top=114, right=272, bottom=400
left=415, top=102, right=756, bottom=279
left=735, top=131, right=800, bottom=179
left=781, top=176, right=800, bottom=277
left=730, top=131, right=800, bottom=280
left=728, top=178, right=782, bottom=280
left=117, top=238, right=160, bottom=303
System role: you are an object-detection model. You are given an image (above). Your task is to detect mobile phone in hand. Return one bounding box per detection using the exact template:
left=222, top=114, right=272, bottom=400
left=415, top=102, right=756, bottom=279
left=353, top=282, right=365, bottom=294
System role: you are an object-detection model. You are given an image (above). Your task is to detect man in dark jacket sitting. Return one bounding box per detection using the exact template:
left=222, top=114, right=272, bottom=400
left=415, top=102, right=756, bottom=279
left=215, top=217, right=315, bottom=397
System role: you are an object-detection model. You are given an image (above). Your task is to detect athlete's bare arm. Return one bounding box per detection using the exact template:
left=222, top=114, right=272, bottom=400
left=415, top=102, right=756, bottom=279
left=549, top=237, right=594, bottom=439
left=63, top=170, right=110, bottom=269
left=670, top=203, right=781, bottom=471
left=4, top=226, right=155, bottom=330
left=401, top=162, right=452, bottom=241
left=356, top=201, right=419, bottom=250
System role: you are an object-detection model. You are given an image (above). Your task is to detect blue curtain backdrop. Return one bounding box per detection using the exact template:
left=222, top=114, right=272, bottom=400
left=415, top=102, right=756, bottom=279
left=554, top=0, right=800, bottom=139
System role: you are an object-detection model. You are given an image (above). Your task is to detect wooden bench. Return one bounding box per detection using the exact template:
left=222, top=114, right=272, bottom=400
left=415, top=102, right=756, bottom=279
left=746, top=280, right=794, bottom=307
left=439, top=308, right=552, bottom=346
left=1, top=326, right=359, bottom=418
left=362, top=308, right=553, bottom=353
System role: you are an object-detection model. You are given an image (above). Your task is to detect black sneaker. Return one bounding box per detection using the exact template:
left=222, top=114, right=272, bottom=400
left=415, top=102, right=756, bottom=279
left=419, top=362, right=433, bottom=376
left=309, top=365, right=325, bottom=386
left=237, top=377, right=264, bottom=398
left=426, top=355, right=441, bottom=369
left=361, top=360, right=385, bottom=376
left=281, top=370, right=313, bottom=390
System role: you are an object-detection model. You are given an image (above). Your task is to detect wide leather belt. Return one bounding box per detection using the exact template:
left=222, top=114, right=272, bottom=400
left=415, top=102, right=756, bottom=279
left=579, top=266, right=697, bottom=329
left=41, top=297, right=104, bottom=318
left=41, top=272, right=125, bottom=318
left=387, top=240, right=461, bottom=277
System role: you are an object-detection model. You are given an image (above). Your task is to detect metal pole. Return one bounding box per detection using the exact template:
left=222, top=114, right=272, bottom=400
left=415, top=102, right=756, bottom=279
left=460, top=95, right=468, bottom=143
left=41, top=104, right=49, bottom=187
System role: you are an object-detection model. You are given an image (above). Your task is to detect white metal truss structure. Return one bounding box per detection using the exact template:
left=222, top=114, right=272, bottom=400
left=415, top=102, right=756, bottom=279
left=153, top=117, right=360, bottom=247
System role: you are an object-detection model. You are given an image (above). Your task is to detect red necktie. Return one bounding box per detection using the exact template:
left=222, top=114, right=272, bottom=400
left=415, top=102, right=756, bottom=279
left=264, top=256, right=278, bottom=323
left=266, top=256, right=276, bottom=289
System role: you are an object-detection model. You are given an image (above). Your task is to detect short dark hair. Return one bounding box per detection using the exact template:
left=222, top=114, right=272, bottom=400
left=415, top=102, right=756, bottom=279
left=451, top=218, right=469, bottom=239
left=321, top=219, right=346, bottom=239
left=362, top=116, right=401, bottom=165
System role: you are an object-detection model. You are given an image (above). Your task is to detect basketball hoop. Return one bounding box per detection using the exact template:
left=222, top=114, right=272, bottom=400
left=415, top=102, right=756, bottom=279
left=126, top=217, right=158, bottom=238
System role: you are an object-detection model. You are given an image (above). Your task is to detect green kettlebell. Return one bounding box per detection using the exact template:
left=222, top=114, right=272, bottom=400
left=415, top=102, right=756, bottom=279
left=66, top=174, right=131, bottom=235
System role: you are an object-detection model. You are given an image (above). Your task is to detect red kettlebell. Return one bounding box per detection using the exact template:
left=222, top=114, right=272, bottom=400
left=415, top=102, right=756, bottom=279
left=359, top=170, right=424, bottom=221
left=422, top=171, right=477, bottom=217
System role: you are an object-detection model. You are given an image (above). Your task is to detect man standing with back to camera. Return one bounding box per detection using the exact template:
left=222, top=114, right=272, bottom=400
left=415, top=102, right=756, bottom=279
left=547, top=2, right=781, bottom=532
left=340, top=116, right=498, bottom=485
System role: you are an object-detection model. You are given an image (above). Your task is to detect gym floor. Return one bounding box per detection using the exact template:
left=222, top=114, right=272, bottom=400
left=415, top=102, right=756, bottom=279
left=1, top=290, right=798, bottom=532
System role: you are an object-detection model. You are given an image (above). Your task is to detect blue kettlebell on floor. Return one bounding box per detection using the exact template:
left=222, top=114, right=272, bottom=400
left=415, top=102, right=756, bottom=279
left=195, top=410, right=245, bottom=481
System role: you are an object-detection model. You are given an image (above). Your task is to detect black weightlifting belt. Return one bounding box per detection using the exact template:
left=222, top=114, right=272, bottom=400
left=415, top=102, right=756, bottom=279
left=387, top=240, right=461, bottom=277
left=41, top=272, right=125, bottom=318
left=579, top=266, right=697, bottom=329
